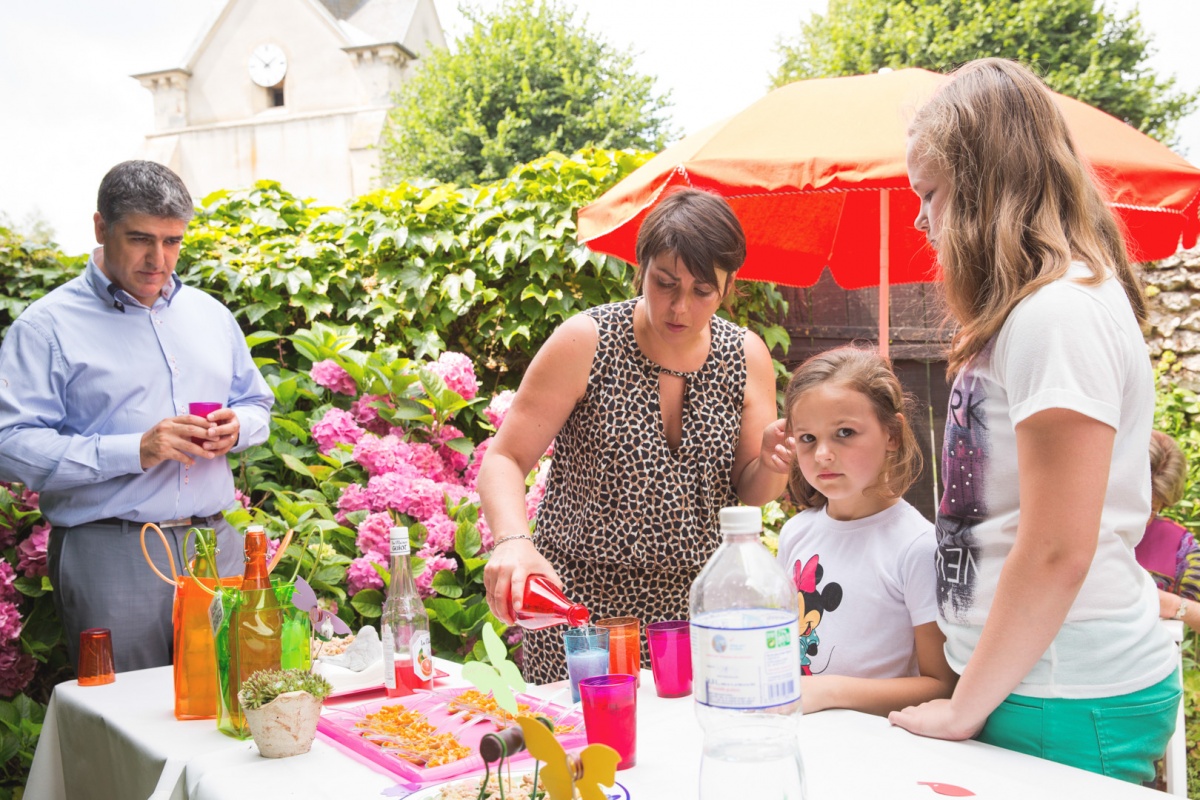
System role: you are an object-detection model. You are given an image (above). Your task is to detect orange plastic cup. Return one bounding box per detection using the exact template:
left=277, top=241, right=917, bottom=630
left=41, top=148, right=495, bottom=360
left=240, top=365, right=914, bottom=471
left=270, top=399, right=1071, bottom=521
left=595, top=616, right=641, bottom=682
left=78, top=628, right=115, bottom=686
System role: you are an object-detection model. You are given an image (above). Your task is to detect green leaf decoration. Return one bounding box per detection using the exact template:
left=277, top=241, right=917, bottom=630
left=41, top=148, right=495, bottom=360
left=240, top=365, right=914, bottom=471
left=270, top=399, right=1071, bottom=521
left=461, top=624, right=526, bottom=714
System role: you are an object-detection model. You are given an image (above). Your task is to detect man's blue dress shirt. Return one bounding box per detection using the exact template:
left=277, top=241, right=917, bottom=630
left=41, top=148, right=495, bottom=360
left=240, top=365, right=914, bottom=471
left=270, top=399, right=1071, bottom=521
left=0, top=251, right=273, bottom=526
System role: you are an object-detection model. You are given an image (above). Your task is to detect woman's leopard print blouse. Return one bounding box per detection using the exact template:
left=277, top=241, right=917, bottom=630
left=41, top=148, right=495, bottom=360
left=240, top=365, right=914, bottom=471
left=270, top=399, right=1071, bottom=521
left=521, top=298, right=747, bottom=683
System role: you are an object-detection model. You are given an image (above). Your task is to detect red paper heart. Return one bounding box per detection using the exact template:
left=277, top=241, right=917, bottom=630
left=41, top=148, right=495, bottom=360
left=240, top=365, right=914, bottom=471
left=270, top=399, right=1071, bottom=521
left=918, top=781, right=975, bottom=797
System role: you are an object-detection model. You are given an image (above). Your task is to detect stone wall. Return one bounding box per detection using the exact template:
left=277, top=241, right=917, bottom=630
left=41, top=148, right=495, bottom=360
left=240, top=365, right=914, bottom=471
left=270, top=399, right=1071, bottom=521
left=1144, top=247, right=1200, bottom=390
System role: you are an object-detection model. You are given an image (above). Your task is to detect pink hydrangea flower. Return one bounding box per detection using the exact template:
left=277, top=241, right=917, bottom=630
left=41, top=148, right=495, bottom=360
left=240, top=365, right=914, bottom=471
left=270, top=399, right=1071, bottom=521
left=0, top=642, right=36, bottom=698
left=353, top=434, right=419, bottom=478
left=18, top=489, right=38, bottom=512
left=336, top=483, right=374, bottom=523
left=476, top=511, right=495, bottom=552
left=347, top=552, right=386, bottom=596
left=356, top=512, right=394, bottom=559
left=484, top=390, right=516, bottom=430
left=0, top=528, right=15, bottom=551
left=406, top=442, right=456, bottom=484
left=310, top=360, right=358, bottom=396
left=0, top=562, right=17, bottom=605
left=15, top=523, right=49, bottom=579
left=432, top=425, right=470, bottom=476
left=264, top=535, right=282, bottom=566
left=312, top=407, right=364, bottom=454
left=525, top=460, right=551, bottom=520
left=351, top=394, right=394, bottom=436
left=233, top=489, right=252, bottom=509
left=464, top=436, right=493, bottom=490
left=414, top=549, right=457, bottom=599
left=428, top=352, right=478, bottom=401
left=421, top=511, right=459, bottom=554
left=0, top=602, right=22, bottom=643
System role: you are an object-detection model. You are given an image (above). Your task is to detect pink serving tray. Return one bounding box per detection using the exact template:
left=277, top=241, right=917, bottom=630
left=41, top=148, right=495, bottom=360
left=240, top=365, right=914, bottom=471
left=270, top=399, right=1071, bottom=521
left=317, top=687, right=586, bottom=785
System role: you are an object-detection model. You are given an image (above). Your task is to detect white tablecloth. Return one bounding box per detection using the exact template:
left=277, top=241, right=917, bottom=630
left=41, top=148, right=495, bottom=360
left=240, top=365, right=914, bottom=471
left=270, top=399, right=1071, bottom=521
left=26, top=661, right=1165, bottom=799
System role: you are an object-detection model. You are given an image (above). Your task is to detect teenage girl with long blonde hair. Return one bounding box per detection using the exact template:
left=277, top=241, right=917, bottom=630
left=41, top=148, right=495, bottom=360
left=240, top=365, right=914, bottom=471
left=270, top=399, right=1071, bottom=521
left=889, top=58, right=1179, bottom=785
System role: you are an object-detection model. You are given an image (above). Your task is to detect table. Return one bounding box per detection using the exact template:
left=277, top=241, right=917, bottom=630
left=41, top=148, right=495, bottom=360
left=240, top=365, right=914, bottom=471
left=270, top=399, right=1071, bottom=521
left=26, top=661, right=1166, bottom=800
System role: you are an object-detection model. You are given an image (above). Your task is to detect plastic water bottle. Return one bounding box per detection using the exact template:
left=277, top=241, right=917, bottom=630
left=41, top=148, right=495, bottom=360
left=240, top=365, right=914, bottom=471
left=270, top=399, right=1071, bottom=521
left=690, top=506, right=806, bottom=799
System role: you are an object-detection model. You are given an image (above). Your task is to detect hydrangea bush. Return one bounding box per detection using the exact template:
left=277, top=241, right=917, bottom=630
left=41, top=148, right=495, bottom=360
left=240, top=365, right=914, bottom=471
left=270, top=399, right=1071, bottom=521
left=230, top=323, right=546, bottom=663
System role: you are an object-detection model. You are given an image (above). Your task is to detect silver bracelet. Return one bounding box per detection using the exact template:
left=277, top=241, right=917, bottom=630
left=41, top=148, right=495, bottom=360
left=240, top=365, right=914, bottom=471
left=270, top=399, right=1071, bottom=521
left=494, top=534, right=534, bottom=547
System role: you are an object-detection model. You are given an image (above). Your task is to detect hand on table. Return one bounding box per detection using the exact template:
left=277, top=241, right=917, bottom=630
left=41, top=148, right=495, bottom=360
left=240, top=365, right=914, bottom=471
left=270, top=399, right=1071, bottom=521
left=888, top=698, right=985, bottom=741
left=140, top=414, right=218, bottom=469
left=760, top=417, right=795, bottom=474
left=483, top=537, right=560, bottom=624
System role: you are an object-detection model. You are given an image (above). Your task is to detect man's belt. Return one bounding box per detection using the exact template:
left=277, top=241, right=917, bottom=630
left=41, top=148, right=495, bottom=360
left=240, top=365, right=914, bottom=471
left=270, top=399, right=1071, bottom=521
left=91, top=513, right=226, bottom=528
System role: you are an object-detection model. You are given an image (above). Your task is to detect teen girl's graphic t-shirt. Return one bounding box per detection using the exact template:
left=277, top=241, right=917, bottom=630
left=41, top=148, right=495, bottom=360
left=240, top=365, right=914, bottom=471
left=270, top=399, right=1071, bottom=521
left=776, top=500, right=937, bottom=680
left=936, top=263, right=1176, bottom=698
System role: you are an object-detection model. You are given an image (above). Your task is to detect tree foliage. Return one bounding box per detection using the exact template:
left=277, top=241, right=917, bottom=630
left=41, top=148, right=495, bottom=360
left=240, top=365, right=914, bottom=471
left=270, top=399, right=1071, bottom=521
left=772, top=0, right=1197, bottom=145
left=379, top=0, right=674, bottom=185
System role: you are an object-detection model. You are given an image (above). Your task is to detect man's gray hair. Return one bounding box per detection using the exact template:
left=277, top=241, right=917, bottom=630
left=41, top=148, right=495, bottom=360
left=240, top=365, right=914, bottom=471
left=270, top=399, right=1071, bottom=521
left=97, top=161, right=194, bottom=226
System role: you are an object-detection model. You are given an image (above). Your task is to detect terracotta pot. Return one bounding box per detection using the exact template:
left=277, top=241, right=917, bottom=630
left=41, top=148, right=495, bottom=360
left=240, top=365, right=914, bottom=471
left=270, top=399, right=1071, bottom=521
left=243, top=690, right=322, bottom=758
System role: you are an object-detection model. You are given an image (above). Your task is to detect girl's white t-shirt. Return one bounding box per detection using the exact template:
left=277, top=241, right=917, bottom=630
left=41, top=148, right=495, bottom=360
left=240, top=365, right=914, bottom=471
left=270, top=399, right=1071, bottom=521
left=937, top=263, right=1176, bottom=698
left=776, top=500, right=938, bottom=680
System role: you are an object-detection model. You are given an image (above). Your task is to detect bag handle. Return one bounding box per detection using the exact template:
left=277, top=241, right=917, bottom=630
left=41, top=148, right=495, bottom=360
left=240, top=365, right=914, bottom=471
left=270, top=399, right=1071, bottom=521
left=267, top=529, right=294, bottom=576
left=139, top=523, right=180, bottom=587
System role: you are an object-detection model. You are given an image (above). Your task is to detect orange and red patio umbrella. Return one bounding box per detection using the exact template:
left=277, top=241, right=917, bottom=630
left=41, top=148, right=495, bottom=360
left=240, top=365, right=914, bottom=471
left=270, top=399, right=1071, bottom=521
left=577, top=68, right=1200, bottom=354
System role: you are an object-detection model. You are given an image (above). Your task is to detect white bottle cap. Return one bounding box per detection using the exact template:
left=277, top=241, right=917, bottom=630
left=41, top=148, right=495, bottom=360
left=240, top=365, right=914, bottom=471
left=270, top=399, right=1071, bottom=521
left=719, top=506, right=762, bottom=535
left=390, top=526, right=410, bottom=556
left=246, top=524, right=265, bottom=535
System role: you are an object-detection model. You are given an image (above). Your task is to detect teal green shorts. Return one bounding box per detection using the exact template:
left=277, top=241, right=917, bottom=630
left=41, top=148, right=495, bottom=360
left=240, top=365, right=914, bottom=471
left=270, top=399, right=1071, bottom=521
left=977, top=670, right=1181, bottom=785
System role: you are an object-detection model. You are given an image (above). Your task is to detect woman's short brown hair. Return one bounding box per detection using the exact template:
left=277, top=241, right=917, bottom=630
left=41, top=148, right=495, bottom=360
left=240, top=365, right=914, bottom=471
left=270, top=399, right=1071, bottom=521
left=783, top=345, right=924, bottom=511
left=633, top=188, right=746, bottom=297
left=1150, top=430, right=1188, bottom=513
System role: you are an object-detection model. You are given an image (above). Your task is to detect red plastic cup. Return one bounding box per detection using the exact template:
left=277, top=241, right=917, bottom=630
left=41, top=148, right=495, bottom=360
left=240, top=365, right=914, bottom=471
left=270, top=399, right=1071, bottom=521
left=646, top=620, right=692, bottom=698
left=189, top=402, right=223, bottom=446
left=595, top=616, right=640, bottom=682
left=78, top=628, right=115, bottom=686
left=579, top=674, right=637, bottom=769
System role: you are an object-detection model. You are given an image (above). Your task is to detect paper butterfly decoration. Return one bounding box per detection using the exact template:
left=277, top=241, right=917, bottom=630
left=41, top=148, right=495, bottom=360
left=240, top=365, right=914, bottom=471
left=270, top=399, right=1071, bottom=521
left=460, top=623, right=527, bottom=715
left=517, top=715, right=619, bottom=800
left=291, top=576, right=352, bottom=641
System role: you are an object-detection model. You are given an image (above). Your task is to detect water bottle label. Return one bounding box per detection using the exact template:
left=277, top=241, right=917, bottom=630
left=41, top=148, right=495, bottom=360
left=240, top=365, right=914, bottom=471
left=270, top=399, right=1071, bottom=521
left=390, top=536, right=410, bottom=557
left=691, top=609, right=802, bottom=710
left=410, top=630, right=433, bottom=680
left=381, top=623, right=395, bottom=689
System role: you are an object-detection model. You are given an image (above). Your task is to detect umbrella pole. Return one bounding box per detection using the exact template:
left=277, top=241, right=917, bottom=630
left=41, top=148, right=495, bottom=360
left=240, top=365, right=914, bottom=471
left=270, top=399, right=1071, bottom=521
left=879, top=190, right=890, bottom=359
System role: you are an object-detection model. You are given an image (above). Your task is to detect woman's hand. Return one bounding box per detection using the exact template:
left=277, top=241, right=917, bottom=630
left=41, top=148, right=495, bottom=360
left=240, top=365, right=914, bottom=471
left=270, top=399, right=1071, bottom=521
left=760, top=417, right=795, bottom=475
left=483, top=538, right=561, bottom=625
left=888, top=698, right=985, bottom=741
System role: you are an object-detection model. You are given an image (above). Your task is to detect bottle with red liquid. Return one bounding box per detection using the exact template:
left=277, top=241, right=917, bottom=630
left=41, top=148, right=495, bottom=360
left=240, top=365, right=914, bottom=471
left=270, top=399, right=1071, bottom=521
left=515, top=574, right=590, bottom=630
left=381, top=526, right=434, bottom=696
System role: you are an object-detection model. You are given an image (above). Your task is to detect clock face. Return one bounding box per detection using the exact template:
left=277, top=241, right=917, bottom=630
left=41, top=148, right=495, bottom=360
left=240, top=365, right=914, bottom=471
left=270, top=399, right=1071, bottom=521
left=248, top=44, right=287, bottom=88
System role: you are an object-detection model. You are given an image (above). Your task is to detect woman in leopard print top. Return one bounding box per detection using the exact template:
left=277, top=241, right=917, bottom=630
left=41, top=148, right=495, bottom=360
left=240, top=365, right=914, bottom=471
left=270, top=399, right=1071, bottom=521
left=479, top=189, right=793, bottom=682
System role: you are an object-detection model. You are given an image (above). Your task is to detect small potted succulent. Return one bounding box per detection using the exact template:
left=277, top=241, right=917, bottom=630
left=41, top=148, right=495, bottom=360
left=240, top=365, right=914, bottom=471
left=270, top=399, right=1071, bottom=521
left=238, top=668, right=333, bottom=758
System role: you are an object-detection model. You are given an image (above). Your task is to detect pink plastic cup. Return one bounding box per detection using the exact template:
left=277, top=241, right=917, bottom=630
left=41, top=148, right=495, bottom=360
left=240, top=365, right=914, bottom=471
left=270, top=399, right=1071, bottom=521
left=189, top=402, right=223, bottom=446
left=579, top=673, right=637, bottom=769
left=646, top=620, right=692, bottom=698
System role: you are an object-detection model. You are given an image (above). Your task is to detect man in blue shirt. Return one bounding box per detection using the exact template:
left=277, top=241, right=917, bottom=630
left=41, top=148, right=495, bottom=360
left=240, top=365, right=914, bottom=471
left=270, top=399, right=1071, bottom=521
left=0, top=161, right=274, bottom=673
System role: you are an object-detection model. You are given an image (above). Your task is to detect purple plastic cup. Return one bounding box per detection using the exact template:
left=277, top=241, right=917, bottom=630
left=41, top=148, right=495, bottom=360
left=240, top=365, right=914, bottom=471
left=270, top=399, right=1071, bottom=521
left=579, top=673, right=637, bottom=769
left=188, top=402, right=223, bottom=446
left=646, top=619, right=692, bottom=698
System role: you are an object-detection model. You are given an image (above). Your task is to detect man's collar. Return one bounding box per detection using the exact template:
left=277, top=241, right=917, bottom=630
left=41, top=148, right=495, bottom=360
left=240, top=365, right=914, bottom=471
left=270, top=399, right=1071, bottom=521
left=85, top=247, right=182, bottom=311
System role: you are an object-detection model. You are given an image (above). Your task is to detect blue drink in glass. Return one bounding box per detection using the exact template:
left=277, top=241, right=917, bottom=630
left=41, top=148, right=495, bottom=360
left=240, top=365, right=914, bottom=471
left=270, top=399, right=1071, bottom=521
left=563, top=626, right=610, bottom=703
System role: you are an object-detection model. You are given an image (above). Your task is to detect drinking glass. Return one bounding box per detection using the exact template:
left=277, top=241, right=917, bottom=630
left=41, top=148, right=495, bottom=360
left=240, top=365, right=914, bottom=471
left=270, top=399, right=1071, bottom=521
left=78, top=628, right=115, bottom=686
left=579, top=673, right=637, bottom=769
left=189, top=402, right=223, bottom=446
left=563, top=626, right=610, bottom=703
left=594, top=616, right=640, bottom=680
left=646, top=619, right=692, bottom=697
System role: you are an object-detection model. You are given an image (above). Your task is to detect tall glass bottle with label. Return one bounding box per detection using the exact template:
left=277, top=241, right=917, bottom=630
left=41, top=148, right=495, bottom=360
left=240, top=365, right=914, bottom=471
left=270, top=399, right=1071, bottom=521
left=690, top=506, right=805, bottom=799
left=381, top=526, right=434, bottom=696
left=229, top=525, right=283, bottom=728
